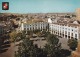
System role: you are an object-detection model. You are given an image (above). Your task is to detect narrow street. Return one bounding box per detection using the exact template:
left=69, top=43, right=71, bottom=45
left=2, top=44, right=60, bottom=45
left=0, top=43, right=15, bottom=57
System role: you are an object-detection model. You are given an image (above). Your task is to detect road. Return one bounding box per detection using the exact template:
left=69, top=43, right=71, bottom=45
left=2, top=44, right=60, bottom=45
left=0, top=43, right=15, bottom=57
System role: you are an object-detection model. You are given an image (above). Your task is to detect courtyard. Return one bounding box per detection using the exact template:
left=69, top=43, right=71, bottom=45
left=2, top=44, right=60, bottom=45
left=0, top=30, right=71, bottom=57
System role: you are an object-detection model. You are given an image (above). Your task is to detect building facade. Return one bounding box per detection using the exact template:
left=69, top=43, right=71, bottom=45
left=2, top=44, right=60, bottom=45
left=19, top=18, right=80, bottom=39
left=49, top=23, right=80, bottom=39
left=19, top=19, right=48, bottom=32
left=20, top=22, right=48, bottom=31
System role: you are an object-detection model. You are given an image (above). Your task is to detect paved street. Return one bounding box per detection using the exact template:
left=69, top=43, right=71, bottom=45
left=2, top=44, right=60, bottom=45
left=59, top=38, right=70, bottom=49
left=0, top=43, right=15, bottom=57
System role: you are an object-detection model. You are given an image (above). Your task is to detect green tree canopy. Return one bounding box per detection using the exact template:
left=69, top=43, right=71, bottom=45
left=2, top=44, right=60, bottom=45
left=44, top=34, right=61, bottom=57
left=68, top=38, right=78, bottom=50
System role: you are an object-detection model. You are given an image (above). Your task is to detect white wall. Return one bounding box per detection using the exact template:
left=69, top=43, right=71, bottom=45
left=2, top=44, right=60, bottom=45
left=48, top=18, right=52, bottom=23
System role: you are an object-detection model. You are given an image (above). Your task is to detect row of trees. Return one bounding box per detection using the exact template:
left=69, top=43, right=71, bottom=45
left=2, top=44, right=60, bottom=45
left=26, top=29, right=50, bottom=37
left=14, top=31, right=47, bottom=57
left=44, top=34, right=62, bottom=57
left=9, top=30, right=72, bottom=57
left=9, top=30, right=78, bottom=57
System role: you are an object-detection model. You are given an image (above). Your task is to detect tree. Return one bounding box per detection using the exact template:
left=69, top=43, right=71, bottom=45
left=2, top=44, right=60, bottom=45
left=41, top=30, right=50, bottom=37
left=44, top=34, right=61, bottom=57
left=27, top=30, right=33, bottom=35
left=15, top=31, right=47, bottom=57
left=9, top=31, right=18, bottom=42
left=15, top=37, right=39, bottom=57
left=15, top=35, right=34, bottom=57
left=46, top=34, right=59, bottom=45
left=33, top=29, right=40, bottom=34
left=36, top=32, right=41, bottom=37
left=68, top=38, right=78, bottom=50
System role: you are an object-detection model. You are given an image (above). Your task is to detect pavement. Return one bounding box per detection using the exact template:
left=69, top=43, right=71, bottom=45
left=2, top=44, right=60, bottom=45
left=59, top=38, right=70, bottom=50
left=0, top=43, right=15, bottom=57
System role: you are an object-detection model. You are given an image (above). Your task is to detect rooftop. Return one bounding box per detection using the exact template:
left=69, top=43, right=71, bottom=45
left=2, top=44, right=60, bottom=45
left=22, top=19, right=44, bottom=24
left=53, top=22, right=80, bottom=27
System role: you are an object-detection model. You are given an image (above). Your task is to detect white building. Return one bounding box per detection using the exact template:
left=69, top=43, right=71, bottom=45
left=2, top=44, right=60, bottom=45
left=19, top=18, right=80, bottom=39
left=48, top=18, right=52, bottom=23
left=19, top=19, right=48, bottom=31
left=48, top=18, right=80, bottom=39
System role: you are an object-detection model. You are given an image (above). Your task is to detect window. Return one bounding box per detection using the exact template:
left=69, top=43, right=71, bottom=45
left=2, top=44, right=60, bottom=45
left=71, top=33, right=73, bottom=36
left=75, top=34, right=77, bottom=38
left=65, top=31, right=67, bottom=35
left=27, top=28, right=29, bottom=30
left=24, top=28, right=26, bottom=30
left=33, top=27, right=34, bottom=30
left=68, top=32, right=70, bottom=35
left=30, top=28, right=31, bottom=30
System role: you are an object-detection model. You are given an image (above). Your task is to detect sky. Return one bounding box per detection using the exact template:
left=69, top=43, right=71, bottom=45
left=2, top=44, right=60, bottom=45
left=0, top=0, right=80, bottom=13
